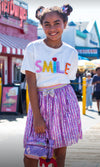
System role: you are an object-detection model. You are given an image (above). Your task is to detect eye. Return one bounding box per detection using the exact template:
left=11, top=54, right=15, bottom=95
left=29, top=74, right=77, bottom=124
left=55, top=22, right=60, bottom=25
left=44, top=24, right=50, bottom=27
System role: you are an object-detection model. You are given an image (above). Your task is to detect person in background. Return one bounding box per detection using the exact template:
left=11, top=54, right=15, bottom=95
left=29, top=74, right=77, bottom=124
left=20, top=73, right=26, bottom=114
left=71, top=70, right=82, bottom=100
left=86, top=72, right=93, bottom=110
left=21, top=4, right=82, bottom=167
left=92, top=67, right=100, bottom=115
left=91, top=69, right=96, bottom=77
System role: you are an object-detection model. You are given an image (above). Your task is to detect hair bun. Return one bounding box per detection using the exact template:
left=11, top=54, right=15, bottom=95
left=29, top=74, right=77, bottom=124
left=35, top=6, right=45, bottom=20
left=62, top=4, right=73, bottom=16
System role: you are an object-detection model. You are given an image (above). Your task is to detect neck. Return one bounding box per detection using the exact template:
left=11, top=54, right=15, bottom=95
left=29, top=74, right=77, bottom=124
left=44, top=38, right=62, bottom=49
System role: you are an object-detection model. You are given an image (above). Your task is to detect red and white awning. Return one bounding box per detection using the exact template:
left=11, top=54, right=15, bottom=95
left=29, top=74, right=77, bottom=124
left=0, top=33, right=31, bottom=55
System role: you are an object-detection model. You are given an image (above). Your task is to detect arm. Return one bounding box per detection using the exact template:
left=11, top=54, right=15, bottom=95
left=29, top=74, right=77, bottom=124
left=92, top=76, right=96, bottom=85
left=92, top=80, right=99, bottom=85
left=92, top=76, right=100, bottom=85
left=26, top=70, right=46, bottom=134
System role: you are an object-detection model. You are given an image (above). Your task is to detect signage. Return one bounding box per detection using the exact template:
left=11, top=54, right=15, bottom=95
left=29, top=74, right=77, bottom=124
left=0, top=85, right=19, bottom=113
left=77, top=49, right=98, bottom=55
left=0, top=0, right=28, bottom=27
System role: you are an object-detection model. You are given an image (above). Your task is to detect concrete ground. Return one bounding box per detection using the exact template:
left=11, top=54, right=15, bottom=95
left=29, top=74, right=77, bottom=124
left=0, top=101, right=100, bottom=167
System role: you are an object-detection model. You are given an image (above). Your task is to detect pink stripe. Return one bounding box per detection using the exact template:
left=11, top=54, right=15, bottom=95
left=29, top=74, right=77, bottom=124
left=38, top=84, right=67, bottom=91
left=24, top=154, right=39, bottom=160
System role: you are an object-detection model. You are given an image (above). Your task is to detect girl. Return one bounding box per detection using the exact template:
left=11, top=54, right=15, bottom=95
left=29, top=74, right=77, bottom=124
left=21, top=4, right=82, bottom=167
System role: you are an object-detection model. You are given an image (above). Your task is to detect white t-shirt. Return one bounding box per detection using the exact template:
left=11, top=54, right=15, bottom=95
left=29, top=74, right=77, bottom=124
left=21, top=39, right=78, bottom=87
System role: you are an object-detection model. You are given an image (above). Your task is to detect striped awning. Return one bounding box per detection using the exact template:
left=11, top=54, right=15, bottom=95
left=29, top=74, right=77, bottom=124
left=0, top=33, right=31, bottom=55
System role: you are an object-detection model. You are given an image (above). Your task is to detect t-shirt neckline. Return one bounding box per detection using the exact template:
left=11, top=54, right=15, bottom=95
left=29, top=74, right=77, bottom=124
left=42, top=39, right=64, bottom=51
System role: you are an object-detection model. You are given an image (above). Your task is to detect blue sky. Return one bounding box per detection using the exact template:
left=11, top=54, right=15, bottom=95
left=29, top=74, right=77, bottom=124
left=23, top=0, right=100, bottom=33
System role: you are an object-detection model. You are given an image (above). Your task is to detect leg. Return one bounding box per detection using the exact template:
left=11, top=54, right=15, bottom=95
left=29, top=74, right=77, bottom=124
left=90, top=94, right=92, bottom=108
left=24, top=155, right=38, bottom=167
left=86, top=91, right=89, bottom=109
left=53, top=147, right=67, bottom=167
left=97, top=100, right=100, bottom=112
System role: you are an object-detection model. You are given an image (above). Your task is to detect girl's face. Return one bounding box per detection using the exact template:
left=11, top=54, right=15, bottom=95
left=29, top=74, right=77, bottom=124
left=42, top=12, right=67, bottom=42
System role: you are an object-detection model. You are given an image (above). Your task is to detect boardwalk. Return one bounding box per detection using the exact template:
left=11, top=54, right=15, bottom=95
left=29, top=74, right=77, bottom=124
left=64, top=101, right=100, bottom=167
left=65, top=122, right=100, bottom=167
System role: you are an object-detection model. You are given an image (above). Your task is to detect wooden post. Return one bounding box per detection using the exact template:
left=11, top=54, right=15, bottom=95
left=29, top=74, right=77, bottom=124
left=26, top=82, right=29, bottom=114
left=82, top=77, right=86, bottom=115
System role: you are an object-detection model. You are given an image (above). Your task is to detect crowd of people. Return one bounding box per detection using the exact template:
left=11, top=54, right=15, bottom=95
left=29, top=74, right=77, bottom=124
left=71, top=67, right=100, bottom=115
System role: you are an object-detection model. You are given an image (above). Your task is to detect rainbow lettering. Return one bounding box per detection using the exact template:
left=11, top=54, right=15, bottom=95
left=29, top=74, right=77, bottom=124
left=35, top=57, right=71, bottom=75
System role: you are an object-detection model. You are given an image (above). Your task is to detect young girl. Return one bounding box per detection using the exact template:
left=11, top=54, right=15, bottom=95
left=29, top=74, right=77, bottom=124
left=21, top=4, right=82, bottom=167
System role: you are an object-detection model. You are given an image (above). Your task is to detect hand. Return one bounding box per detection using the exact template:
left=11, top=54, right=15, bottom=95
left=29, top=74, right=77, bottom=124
left=33, top=113, right=47, bottom=134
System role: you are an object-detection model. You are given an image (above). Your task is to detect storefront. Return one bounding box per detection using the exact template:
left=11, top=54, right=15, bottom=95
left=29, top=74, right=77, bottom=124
left=0, top=0, right=37, bottom=85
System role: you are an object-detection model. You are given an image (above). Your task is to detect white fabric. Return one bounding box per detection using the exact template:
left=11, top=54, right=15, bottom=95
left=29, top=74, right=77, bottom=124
left=21, top=39, right=78, bottom=87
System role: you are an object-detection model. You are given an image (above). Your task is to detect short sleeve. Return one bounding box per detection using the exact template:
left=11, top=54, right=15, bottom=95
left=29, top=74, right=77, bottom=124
left=68, top=49, right=78, bottom=80
left=21, top=43, right=35, bottom=74
left=92, top=75, right=97, bottom=84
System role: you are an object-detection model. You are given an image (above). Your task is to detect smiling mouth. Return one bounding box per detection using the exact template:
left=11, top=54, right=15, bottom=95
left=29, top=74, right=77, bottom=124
left=49, top=32, right=58, bottom=36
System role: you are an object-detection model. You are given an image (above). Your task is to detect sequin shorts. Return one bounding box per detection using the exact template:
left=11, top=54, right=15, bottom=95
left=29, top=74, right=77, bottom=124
left=24, top=84, right=82, bottom=149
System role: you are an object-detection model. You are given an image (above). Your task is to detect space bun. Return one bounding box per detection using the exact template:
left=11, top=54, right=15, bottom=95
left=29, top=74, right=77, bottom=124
left=35, top=4, right=73, bottom=24
left=61, top=4, right=73, bottom=16
left=35, top=6, right=45, bottom=20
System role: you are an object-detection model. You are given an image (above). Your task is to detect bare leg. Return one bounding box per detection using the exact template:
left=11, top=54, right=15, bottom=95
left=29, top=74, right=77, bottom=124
left=24, top=155, right=38, bottom=167
left=97, top=100, right=100, bottom=112
left=53, top=147, right=67, bottom=167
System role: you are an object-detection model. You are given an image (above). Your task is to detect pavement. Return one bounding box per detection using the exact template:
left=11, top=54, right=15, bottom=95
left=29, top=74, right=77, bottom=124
left=65, top=101, right=100, bottom=167
left=0, top=101, right=100, bottom=167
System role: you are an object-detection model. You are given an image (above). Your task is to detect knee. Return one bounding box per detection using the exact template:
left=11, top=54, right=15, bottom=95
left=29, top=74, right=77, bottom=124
left=23, top=155, right=38, bottom=167
left=23, top=155, right=29, bottom=165
left=54, top=147, right=67, bottom=160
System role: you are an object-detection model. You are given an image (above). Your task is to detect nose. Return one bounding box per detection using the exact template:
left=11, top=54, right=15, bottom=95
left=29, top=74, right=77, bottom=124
left=49, top=25, right=56, bottom=30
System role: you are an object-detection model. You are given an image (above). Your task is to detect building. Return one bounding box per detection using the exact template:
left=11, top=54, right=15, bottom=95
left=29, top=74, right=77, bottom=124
left=75, top=20, right=100, bottom=60
left=38, top=20, right=100, bottom=60
left=0, top=0, right=38, bottom=85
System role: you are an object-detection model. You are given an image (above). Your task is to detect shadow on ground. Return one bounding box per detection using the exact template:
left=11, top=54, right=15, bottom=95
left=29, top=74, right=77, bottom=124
left=0, top=113, right=26, bottom=122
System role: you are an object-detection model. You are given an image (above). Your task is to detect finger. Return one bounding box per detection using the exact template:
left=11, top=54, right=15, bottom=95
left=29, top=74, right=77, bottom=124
left=34, top=127, right=40, bottom=134
left=38, top=127, right=45, bottom=134
left=41, top=127, right=46, bottom=133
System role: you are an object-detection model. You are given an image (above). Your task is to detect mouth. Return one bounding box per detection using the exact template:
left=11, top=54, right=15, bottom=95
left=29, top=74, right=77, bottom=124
left=49, top=32, right=58, bottom=36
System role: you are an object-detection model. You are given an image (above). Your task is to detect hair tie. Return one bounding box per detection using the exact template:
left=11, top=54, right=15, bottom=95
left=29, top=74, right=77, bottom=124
left=61, top=5, right=68, bottom=14
left=38, top=8, right=44, bottom=17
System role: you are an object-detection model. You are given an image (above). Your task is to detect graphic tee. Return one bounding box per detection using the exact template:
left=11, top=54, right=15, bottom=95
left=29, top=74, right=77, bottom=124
left=21, top=39, right=78, bottom=87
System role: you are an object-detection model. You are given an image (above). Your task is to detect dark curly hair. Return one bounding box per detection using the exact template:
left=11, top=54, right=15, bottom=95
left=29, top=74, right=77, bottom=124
left=35, top=4, right=73, bottom=25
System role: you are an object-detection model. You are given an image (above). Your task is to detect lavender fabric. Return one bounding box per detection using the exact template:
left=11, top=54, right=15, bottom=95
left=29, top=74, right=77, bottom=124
left=24, top=136, right=54, bottom=159
left=24, top=84, right=82, bottom=153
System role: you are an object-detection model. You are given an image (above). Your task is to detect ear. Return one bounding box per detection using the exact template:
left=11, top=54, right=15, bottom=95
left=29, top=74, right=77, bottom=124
left=64, top=22, right=67, bottom=29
